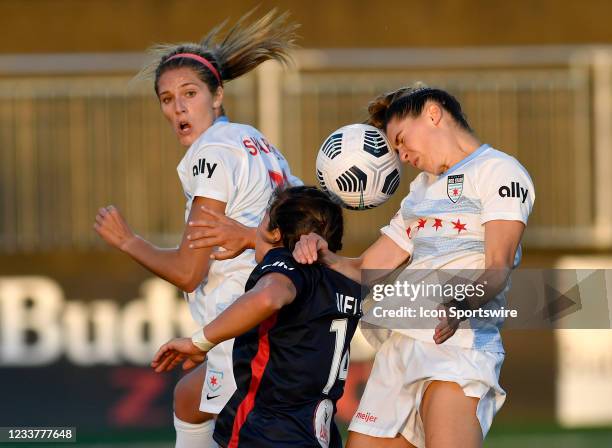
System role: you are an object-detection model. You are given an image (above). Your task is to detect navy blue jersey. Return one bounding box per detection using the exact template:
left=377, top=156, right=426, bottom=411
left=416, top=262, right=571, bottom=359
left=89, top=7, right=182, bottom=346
left=213, top=247, right=363, bottom=448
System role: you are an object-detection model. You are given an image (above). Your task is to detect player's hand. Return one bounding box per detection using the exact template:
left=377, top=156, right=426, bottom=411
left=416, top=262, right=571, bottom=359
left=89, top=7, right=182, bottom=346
left=293, top=232, right=333, bottom=265
left=151, top=337, right=207, bottom=373
left=187, top=206, right=253, bottom=261
left=94, top=205, right=137, bottom=251
left=433, top=303, right=461, bottom=344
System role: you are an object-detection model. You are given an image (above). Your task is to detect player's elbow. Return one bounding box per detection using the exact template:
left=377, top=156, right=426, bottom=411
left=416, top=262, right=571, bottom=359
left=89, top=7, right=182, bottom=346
left=258, top=290, right=288, bottom=313
left=178, top=270, right=208, bottom=293
left=180, top=281, right=199, bottom=293
left=486, top=251, right=515, bottom=270
left=262, top=295, right=285, bottom=313
left=253, top=276, right=296, bottom=312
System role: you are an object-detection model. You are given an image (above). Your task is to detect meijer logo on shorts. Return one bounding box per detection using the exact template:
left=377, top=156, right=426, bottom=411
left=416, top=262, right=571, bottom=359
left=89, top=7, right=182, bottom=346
left=498, top=181, right=528, bottom=203
left=355, top=411, right=378, bottom=423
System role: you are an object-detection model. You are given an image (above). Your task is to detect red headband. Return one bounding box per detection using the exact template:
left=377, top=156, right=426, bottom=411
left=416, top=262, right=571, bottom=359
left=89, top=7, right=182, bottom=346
left=166, top=53, right=222, bottom=86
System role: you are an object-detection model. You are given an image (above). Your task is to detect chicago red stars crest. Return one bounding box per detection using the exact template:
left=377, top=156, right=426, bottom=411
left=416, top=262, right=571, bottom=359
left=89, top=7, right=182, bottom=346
left=447, top=174, right=464, bottom=203
left=206, top=369, right=224, bottom=393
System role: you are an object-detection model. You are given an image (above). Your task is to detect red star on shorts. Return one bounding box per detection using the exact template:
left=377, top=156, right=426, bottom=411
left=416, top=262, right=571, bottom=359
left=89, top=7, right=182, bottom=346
left=452, top=219, right=467, bottom=233
left=453, top=188, right=459, bottom=196
left=406, top=227, right=412, bottom=239
left=210, top=376, right=218, bottom=386
left=432, top=218, right=443, bottom=230
left=417, top=218, right=427, bottom=229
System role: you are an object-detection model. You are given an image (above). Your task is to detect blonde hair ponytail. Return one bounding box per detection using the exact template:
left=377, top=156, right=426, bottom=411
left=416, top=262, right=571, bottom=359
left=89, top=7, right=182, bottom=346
left=136, top=9, right=299, bottom=96
left=203, top=9, right=298, bottom=82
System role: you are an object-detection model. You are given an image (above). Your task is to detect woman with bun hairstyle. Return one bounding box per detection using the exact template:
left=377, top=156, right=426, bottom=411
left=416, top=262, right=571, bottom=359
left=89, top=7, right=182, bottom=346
left=292, top=85, right=535, bottom=448
left=94, top=10, right=300, bottom=448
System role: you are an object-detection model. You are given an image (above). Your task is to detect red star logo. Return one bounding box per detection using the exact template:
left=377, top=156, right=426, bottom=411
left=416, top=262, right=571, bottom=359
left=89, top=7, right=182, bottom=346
left=452, top=219, right=467, bottom=233
left=417, top=218, right=427, bottom=229
left=453, top=188, right=459, bottom=196
left=210, top=376, right=218, bottom=386
left=406, top=227, right=412, bottom=239
left=432, top=218, right=443, bottom=230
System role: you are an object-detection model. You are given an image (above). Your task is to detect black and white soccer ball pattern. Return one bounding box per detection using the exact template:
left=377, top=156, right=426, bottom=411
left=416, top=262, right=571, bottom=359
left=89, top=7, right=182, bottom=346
left=316, top=124, right=402, bottom=210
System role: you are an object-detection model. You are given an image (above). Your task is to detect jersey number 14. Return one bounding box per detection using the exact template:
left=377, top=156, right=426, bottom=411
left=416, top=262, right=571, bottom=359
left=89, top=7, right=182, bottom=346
left=323, top=318, right=349, bottom=395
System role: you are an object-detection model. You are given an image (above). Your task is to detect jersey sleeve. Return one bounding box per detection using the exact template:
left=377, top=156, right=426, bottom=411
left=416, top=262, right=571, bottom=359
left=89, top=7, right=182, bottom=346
left=188, top=145, right=241, bottom=203
left=255, top=251, right=306, bottom=294
left=380, top=203, right=414, bottom=255
left=477, top=156, right=535, bottom=225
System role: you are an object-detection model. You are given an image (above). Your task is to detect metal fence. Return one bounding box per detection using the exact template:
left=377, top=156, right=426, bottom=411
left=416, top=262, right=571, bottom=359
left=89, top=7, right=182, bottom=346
left=0, top=69, right=257, bottom=251
left=1, top=46, right=611, bottom=253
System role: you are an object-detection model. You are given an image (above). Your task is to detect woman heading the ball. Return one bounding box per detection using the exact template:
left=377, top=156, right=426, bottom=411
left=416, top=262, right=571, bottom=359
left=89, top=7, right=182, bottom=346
left=292, top=86, right=535, bottom=448
left=94, top=10, right=300, bottom=448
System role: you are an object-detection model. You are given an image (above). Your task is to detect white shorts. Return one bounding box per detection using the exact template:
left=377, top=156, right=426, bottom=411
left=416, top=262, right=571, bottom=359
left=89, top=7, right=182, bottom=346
left=199, top=338, right=237, bottom=414
left=348, top=332, right=506, bottom=447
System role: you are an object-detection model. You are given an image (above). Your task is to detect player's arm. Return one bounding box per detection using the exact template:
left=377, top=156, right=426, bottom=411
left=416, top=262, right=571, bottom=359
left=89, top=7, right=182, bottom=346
left=462, top=157, right=534, bottom=309
left=469, top=219, right=525, bottom=306
left=185, top=160, right=302, bottom=260
left=202, top=272, right=296, bottom=342
left=186, top=206, right=257, bottom=261
left=293, top=233, right=410, bottom=284
left=94, top=196, right=224, bottom=292
left=446, top=219, right=525, bottom=308
left=477, top=156, right=534, bottom=301
left=294, top=205, right=413, bottom=282
left=151, top=272, right=296, bottom=372
left=433, top=220, right=525, bottom=344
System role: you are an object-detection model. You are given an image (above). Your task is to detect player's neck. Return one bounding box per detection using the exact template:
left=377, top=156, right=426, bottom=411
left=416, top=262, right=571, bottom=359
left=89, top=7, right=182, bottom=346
left=444, top=132, right=482, bottom=170
left=257, top=243, right=285, bottom=262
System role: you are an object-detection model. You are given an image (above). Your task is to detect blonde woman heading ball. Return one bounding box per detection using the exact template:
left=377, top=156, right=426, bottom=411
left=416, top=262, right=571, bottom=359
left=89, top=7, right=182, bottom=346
left=94, top=11, right=300, bottom=448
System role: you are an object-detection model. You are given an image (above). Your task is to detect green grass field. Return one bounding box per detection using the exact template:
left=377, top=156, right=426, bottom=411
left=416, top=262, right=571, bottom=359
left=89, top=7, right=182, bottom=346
left=486, top=426, right=612, bottom=448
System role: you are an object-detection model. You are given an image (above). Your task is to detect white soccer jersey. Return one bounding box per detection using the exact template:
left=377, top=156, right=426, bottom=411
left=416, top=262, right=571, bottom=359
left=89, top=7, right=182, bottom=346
left=380, top=144, right=535, bottom=352
left=177, top=116, right=301, bottom=326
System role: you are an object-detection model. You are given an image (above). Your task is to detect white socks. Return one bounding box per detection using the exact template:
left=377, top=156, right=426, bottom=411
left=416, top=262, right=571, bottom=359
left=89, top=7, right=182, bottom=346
left=174, top=414, right=218, bottom=448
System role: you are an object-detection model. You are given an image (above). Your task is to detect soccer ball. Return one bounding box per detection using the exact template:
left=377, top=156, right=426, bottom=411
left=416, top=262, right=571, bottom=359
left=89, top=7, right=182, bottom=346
left=316, top=124, right=402, bottom=210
